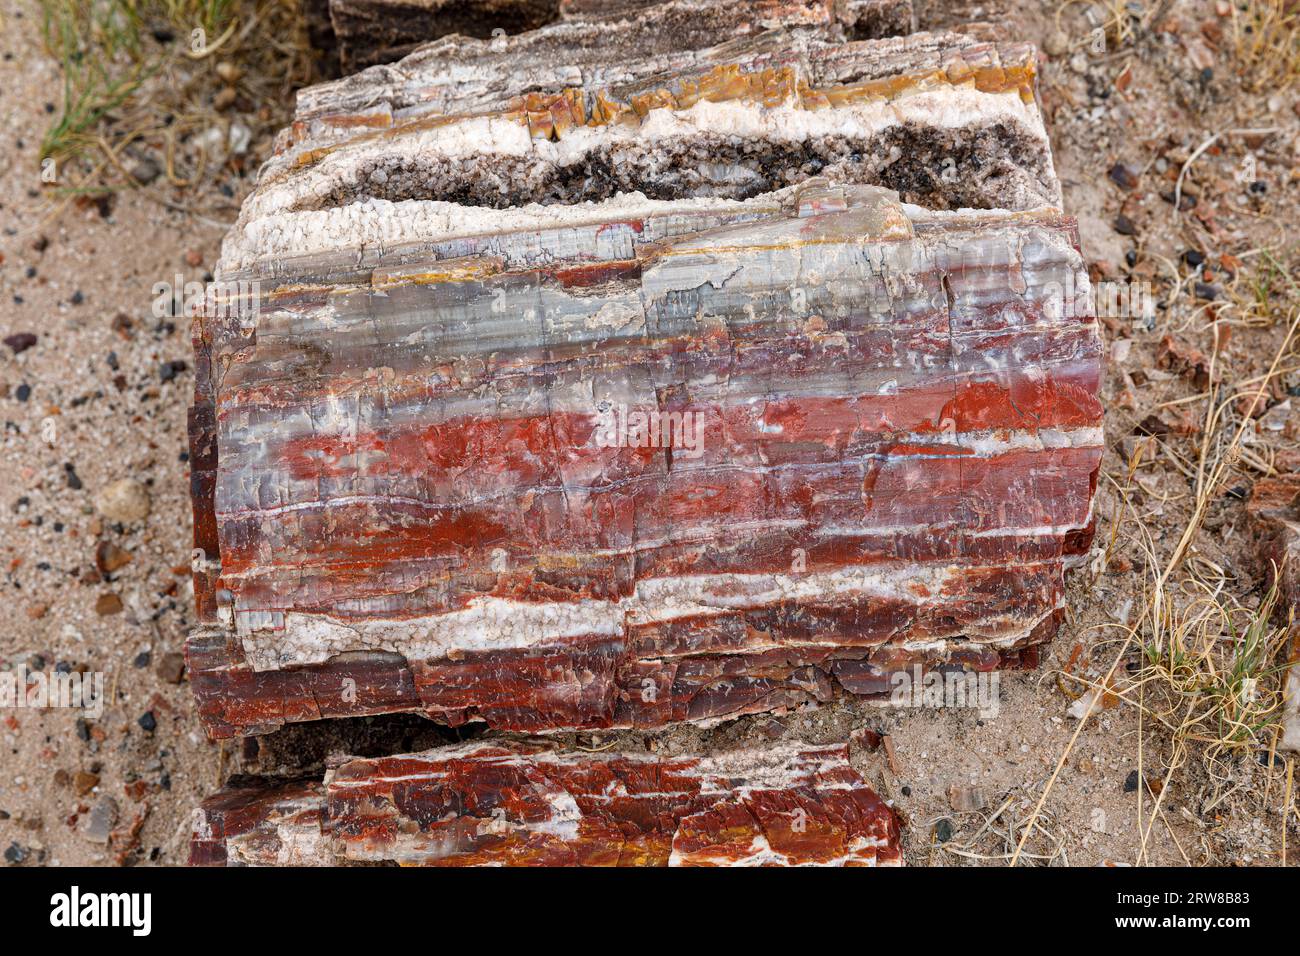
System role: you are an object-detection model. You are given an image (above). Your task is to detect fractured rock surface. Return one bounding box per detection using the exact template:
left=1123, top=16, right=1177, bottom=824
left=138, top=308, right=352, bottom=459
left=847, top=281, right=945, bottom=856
left=323, top=0, right=917, bottom=72
left=191, top=742, right=901, bottom=865
left=187, top=19, right=1101, bottom=741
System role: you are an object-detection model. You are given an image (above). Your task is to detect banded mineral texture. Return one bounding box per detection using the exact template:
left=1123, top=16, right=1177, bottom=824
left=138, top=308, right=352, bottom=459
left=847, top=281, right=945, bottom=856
left=1247, top=475, right=1300, bottom=752
left=189, top=776, right=329, bottom=866
left=187, top=26, right=1102, bottom=739
left=191, top=742, right=902, bottom=865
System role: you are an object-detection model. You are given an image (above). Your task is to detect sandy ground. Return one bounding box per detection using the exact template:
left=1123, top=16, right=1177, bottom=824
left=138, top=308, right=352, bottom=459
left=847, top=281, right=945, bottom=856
left=0, top=0, right=1297, bottom=866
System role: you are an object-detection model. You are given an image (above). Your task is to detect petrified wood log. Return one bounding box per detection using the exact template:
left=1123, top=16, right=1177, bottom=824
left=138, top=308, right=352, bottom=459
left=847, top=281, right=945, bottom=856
left=325, top=0, right=916, bottom=72
left=1247, top=475, right=1300, bottom=752
left=188, top=27, right=1101, bottom=739
left=191, top=742, right=901, bottom=865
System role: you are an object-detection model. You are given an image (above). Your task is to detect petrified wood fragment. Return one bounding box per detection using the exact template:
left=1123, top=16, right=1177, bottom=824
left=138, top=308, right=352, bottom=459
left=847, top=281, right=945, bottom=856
left=591, top=0, right=914, bottom=39
left=1246, top=475, right=1300, bottom=752
left=189, top=184, right=1100, bottom=736
left=331, top=0, right=563, bottom=70
left=188, top=28, right=1100, bottom=739
left=262, top=31, right=1056, bottom=226
left=842, top=0, right=916, bottom=38
left=190, top=776, right=329, bottom=866
left=324, top=0, right=916, bottom=72
left=191, top=742, right=902, bottom=865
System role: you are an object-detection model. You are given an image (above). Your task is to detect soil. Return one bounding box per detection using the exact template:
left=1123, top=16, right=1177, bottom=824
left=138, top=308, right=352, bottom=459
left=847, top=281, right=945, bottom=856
left=0, top=0, right=1296, bottom=866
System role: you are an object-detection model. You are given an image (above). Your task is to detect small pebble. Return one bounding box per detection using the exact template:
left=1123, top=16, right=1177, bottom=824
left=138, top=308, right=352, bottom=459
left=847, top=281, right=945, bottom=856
left=81, top=797, right=118, bottom=844
left=94, top=478, right=151, bottom=523
left=95, top=541, right=132, bottom=574
left=157, top=652, right=186, bottom=685
left=128, top=157, right=161, bottom=185
left=94, top=593, right=124, bottom=616
left=1108, top=163, right=1140, bottom=190
left=1160, top=189, right=1197, bottom=210
left=3, top=333, right=37, bottom=354
left=73, top=771, right=99, bottom=796
left=3, top=843, right=28, bottom=865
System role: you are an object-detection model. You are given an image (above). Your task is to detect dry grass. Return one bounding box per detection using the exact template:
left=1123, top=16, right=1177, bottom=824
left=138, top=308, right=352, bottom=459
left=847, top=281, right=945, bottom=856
left=1052, top=0, right=1300, bottom=92
left=1009, top=196, right=1300, bottom=864
left=1014, top=292, right=1300, bottom=865
left=1231, top=0, right=1300, bottom=93
left=1051, top=0, right=1141, bottom=54
left=37, top=0, right=317, bottom=202
left=937, top=790, right=1073, bottom=865
left=1125, top=561, right=1293, bottom=865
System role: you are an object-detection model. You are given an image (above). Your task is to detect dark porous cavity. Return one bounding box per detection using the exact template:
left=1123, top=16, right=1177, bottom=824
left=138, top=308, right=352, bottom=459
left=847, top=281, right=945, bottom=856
left=301, top=121, right=1056, bottom=215
left=335, top=0, right=563, bottom=69
left=248, top=713, right=479, bottom=777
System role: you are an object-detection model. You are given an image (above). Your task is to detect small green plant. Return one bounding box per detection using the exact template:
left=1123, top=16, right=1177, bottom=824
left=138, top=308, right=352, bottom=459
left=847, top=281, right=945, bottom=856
left=36, top=0, right=315, bottom=197
left=42, top=1, right=180, bottom=162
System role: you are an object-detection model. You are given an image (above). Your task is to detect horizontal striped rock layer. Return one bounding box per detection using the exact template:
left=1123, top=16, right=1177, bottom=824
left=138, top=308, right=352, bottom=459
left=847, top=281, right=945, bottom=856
left=189, top=777, right=328, bottom=866
left=189, top=14, right=1098, bottom=746
left=1246, top=476, right=1300, bottom=753
left=190, top=742, right=901, bottom=866
left=302, top=0, right=915, bottom=123
left=231, top=30, right=1053, bottom=274
left=187, top=181, right=1102, bottom=737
